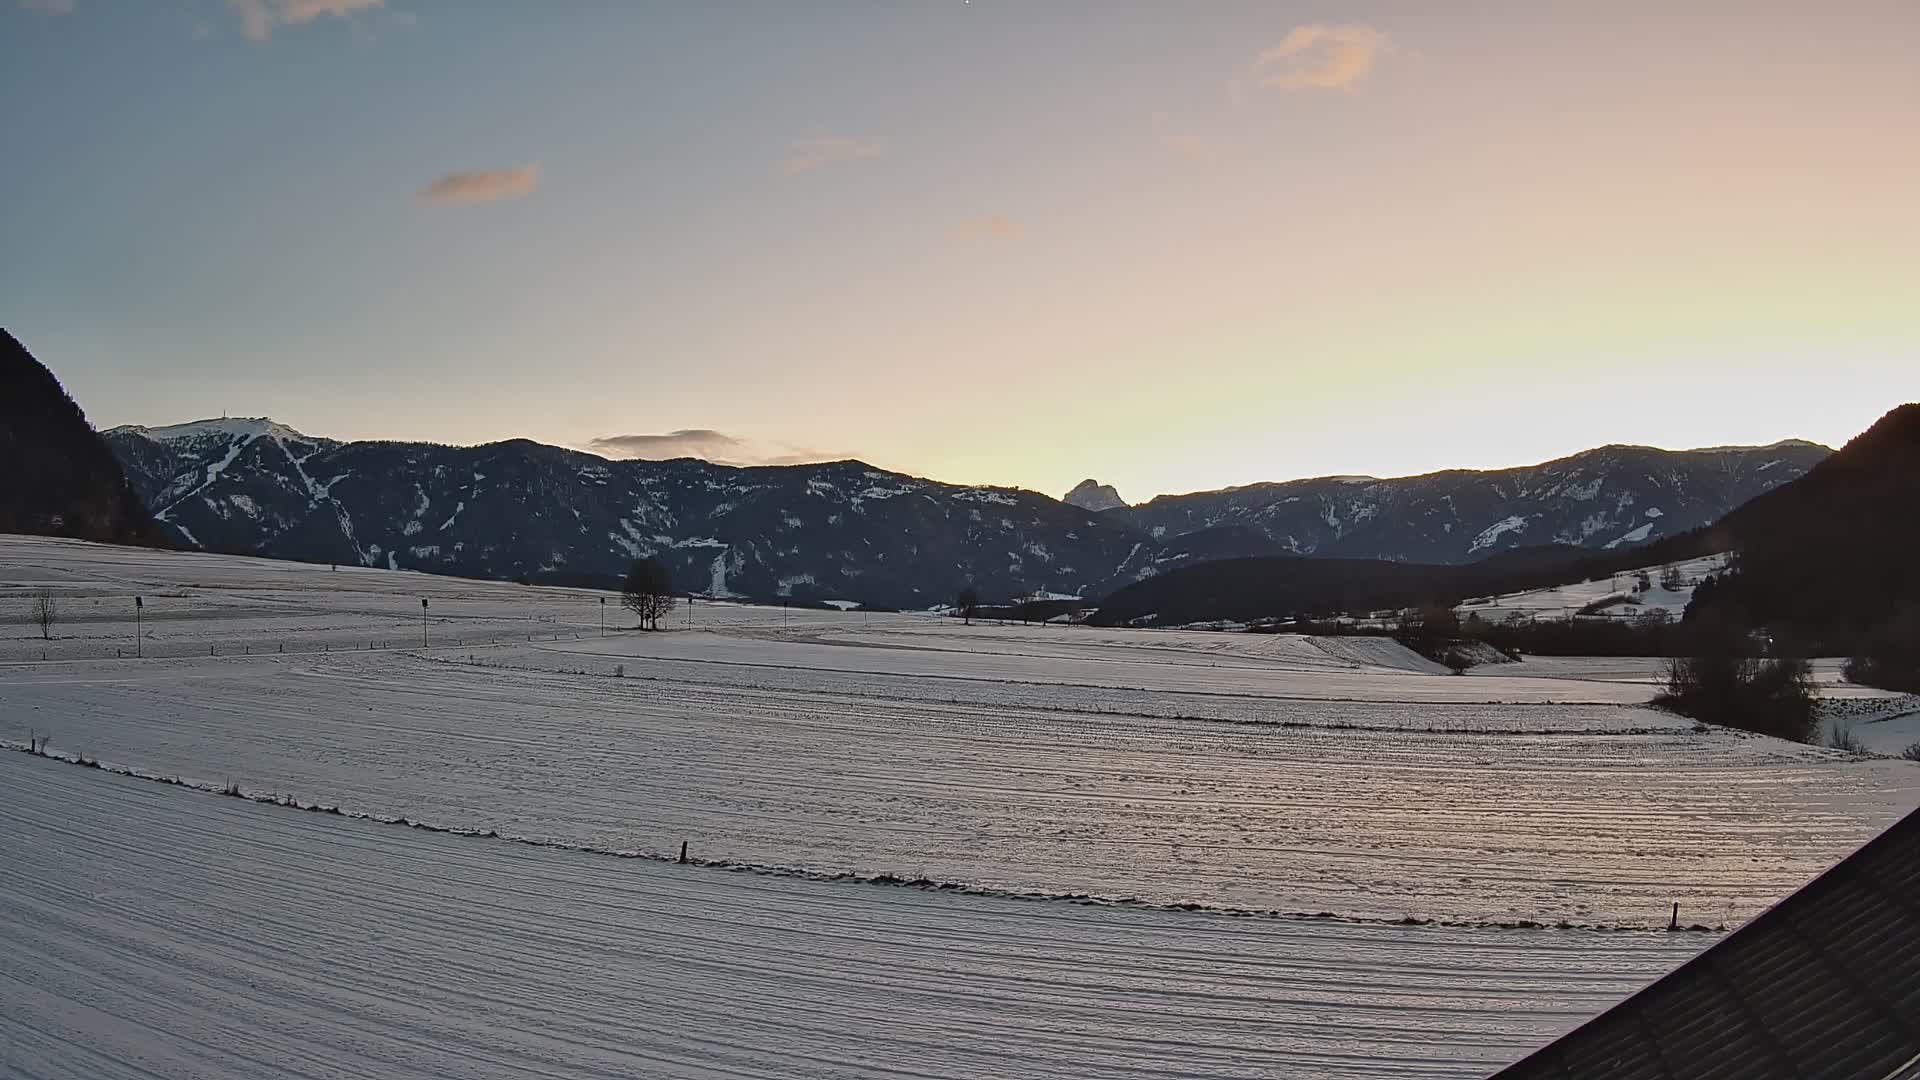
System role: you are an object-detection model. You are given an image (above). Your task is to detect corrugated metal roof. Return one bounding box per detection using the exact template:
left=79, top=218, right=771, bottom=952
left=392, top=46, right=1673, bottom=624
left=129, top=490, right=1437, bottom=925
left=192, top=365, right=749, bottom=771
left=1492, top=806, right=1920, bottom=1080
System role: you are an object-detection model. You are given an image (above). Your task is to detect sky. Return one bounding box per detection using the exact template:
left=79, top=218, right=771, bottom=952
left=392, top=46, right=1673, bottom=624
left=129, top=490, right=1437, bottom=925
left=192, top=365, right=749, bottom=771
left=4, top=1, right=1918, bottom=501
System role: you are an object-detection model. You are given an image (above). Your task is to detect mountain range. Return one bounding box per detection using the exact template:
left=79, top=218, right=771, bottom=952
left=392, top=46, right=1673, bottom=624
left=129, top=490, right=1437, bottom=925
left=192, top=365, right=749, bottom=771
left=99, top=412, right=1827, bottom=608
left=1093, top=404, right=1919, bottom=643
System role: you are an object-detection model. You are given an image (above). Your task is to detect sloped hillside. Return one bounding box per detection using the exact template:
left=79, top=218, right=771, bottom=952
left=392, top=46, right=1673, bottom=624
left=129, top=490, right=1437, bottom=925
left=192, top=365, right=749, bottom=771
left=0, top=330, right=163, bottom=546
left=1689, top=403, right=1920, bottom=641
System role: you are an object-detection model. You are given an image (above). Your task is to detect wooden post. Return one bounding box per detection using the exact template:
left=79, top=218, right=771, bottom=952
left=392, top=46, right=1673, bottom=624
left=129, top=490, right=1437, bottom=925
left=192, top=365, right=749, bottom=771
left=1670, top=902, right=1679, bottom=930
left=677, top=840, right=689, bottom=865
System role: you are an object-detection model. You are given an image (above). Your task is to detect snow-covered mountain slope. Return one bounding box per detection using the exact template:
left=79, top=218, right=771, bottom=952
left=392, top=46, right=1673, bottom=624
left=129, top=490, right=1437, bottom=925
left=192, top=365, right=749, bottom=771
left=1116, top=442, right=1829, bottom=565
left=104, top=423, right=1139, bottom=607
left=1063, top=478, right=1127, bottom=512
left=102, top=421, right=1826, bottom=605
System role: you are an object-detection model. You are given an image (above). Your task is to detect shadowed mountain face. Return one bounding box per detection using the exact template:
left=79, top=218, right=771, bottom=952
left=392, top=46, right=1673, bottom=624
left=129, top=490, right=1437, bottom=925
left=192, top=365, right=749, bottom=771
left=101, top=412, right=1826, bottom=606
left=103, top=422, right=1137, bottom=606
left=1113, top=441, right=1832, bottom=565
left=0, top=330, right=163, bottom=546
left=1688, top=403, right=1920, bottom=637
left=1093, top=405, right=1916, bottom=634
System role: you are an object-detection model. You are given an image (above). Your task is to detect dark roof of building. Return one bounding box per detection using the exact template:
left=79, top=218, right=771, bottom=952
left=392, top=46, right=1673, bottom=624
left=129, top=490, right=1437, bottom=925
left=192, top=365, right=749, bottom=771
left=1493, top=806, right=1920, bottom=1080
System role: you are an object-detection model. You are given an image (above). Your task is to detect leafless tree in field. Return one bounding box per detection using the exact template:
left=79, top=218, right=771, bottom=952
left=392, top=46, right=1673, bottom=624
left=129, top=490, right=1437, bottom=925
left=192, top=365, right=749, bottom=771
left=29, top=590, right=58, bottom=640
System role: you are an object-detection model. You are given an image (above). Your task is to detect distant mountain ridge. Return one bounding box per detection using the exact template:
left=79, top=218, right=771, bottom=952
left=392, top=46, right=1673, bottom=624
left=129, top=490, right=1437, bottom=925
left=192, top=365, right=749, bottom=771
left=1112, top=441, right=1830, bottom=566
left=0, top=330, right=164, bottom=546
left=1091, top=406, right=1913, bottom=638
left=99, top=412, right=1827, bottom=606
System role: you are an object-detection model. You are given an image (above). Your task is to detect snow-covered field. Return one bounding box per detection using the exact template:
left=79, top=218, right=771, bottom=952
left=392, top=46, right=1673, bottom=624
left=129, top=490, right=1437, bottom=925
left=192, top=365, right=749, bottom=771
left=4, top=534, right=1918, bottom=1079
left=1, top=753, right=1710, bottom=1080
left=1455, top=552, right=1728, bottom=623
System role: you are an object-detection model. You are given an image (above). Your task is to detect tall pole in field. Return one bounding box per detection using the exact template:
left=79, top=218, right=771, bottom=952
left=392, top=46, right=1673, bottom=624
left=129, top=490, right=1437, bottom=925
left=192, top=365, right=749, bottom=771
left=600, top=596, right=606, bottom=637
left=421, top=598, right=429, bottom=648
left=134, top=596, right=143, bottom=658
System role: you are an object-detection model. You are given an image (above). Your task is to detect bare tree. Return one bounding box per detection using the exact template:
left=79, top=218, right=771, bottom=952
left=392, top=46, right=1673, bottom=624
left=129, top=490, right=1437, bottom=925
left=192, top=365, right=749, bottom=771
left=622, top=557, right=676, bottom=631
left=28, top=590, right=57, bottom=641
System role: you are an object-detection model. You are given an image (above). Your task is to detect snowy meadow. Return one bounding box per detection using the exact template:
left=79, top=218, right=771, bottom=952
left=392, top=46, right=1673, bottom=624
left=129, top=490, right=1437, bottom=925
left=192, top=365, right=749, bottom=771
left=3, top=534, right=1917, bottom=1079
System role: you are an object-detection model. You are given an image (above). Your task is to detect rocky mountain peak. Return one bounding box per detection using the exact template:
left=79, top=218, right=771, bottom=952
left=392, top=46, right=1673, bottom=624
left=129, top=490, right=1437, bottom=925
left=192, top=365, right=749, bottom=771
left=1064, top=479, right=1127, bottom=512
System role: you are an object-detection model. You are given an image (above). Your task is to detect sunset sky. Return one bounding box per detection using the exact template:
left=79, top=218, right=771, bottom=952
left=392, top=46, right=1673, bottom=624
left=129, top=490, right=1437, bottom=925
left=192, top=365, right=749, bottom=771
left=5, top=1, right=1917, bottom=501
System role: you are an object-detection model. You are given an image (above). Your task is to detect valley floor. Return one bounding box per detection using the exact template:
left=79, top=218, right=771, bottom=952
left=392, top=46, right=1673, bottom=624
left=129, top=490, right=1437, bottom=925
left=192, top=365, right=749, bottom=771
left=3, top=534, right=1917, bottom=1078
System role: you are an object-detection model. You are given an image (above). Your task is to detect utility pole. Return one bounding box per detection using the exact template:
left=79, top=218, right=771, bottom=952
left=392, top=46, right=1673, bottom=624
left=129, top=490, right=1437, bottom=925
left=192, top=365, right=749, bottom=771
left=421, top=598, right=429, bottom=648
left=134, top=596, right=143, bottom=658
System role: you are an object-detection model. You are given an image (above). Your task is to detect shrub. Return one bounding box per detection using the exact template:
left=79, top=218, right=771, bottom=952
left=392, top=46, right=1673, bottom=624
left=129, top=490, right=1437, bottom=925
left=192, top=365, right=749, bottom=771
left=1902, top=742, right=1920, bottom=762
left=1843, top=655, right=1920, bottom=693
left=1577, top=594, right=1631, bottom=616
left=1843, top=614, right=1920, bottom=692
left=1656, top=648, right=1818, bottom=744
left=1825, top=724, right=1865, bottom=753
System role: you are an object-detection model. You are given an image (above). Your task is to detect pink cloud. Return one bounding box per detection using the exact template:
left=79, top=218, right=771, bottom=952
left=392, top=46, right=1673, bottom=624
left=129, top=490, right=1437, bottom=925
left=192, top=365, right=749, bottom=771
left=417, top=164, right=541, bottom=207
left=1249, top=24, right=1390, bottom=92
left=228, top=0, right=382, bottom=42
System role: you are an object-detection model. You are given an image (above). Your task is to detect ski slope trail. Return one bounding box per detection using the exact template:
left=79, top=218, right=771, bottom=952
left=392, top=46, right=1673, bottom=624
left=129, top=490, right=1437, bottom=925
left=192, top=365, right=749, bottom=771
left=0, top=753, right=1711, bottom=1080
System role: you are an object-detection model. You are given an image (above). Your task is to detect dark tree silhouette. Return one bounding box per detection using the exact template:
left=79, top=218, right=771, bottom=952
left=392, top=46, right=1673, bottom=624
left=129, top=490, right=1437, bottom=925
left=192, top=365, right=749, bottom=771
left=955, top=586, right=980, bottom=625
left=622, top=557, right=676, bottom=630
left=1, top=330, right=165, bottom=546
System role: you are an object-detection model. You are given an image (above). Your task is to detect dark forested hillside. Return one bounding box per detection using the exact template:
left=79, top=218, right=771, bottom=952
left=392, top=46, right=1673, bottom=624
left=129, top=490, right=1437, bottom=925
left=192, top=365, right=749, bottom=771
left=1087, top=556, right=1477, bottom=627
left=1686, top=404, right=1920, bottom=646
left=0, top=330, right=164, bottom=546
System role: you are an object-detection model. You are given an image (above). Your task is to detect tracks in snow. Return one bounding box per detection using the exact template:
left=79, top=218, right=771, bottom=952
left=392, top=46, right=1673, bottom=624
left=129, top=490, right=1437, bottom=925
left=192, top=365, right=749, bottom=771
left=0, top=751, right=1712, bottom=1080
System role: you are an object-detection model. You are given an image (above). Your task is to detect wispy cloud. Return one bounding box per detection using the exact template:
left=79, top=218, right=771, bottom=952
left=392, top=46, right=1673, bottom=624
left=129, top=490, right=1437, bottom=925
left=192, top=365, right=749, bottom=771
left=780, top=135, right=886, bottom=176
left=949, top=214, right=1024, bottom=242
left=229, top=0, right=382, bottom=42
left=17, top=0, right=75, bottom=14
left=589, top=429, right=845, bottom=468
left=1245, top=24, right=1389, bottom=93
left=417, top=164, right=541, bottom=207
left=1161, top=131, right=1241, bottom=165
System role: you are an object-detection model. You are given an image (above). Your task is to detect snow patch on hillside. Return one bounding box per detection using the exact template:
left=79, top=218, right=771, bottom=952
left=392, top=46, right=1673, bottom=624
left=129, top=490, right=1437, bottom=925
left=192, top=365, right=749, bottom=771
left=1605, top=522, right=1655, bottom=548
left=1469, top=515, right=1530, bottom=553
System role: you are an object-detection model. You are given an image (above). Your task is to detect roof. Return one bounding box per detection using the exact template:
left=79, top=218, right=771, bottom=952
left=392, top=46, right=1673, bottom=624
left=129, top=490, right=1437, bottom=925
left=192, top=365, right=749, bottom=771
left=1493, top=806, right=1920, bottom=1080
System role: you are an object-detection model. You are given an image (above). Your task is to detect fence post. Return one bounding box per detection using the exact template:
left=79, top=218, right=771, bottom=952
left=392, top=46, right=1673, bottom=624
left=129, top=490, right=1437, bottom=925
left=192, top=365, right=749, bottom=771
left=1670, top=902, right=1679, bottom=930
